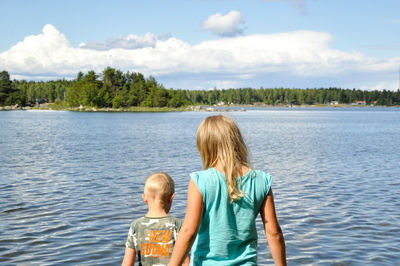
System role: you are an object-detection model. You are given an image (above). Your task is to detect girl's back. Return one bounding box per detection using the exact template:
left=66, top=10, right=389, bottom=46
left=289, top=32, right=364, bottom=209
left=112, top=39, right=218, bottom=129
left=190, top=168, right=272, bottom=265
left=169, top=115, right=286, bottom=266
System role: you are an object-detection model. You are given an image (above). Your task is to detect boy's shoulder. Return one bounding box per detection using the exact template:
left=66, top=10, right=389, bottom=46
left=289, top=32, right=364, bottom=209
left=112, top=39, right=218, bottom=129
left=130, top=215, right=182, bottom=231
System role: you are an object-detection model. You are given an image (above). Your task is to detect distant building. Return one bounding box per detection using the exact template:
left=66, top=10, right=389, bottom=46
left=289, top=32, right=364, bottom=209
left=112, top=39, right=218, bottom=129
left=330, top=101, right=339, bottom=105
left=353, top=100, right=366, bottom=105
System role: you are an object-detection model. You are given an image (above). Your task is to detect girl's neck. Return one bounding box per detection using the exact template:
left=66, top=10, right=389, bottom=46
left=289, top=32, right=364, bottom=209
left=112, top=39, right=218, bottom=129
left=214, top=162, right=250, bottom=177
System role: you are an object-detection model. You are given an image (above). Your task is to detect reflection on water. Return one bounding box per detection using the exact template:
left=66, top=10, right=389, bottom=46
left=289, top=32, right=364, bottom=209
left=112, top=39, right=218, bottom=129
left=1, top=109, right=400, bottom=265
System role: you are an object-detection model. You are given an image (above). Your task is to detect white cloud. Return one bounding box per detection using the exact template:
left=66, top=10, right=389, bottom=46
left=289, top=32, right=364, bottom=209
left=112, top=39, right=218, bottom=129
left=360, top=81, right=398, bottom=91
left=201, top=10, right=245, bottom=37
left=1, top=24, right=399, bottom=90
left=79, top=33, right=162, bottom=50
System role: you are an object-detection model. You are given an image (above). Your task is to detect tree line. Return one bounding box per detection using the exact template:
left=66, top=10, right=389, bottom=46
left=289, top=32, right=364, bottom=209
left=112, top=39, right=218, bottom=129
left=1, top=68, right=400, bottom=107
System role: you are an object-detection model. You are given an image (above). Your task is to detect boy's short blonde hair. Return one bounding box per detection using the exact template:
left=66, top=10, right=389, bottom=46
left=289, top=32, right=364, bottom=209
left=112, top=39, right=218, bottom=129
left=144, top=172, right=175, bottom=202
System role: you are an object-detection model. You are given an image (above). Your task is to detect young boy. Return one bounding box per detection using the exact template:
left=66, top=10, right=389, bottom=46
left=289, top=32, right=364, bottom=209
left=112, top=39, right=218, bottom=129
left=122, top=172, right=189, bottom=266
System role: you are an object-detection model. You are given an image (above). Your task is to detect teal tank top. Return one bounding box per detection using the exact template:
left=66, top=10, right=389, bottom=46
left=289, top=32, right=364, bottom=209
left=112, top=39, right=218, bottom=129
left=190, top=168, right=272, bottom=265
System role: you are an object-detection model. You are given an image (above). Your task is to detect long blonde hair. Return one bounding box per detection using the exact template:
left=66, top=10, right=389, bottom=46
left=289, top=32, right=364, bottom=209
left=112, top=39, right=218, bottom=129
left=196, top=115, right=250, bottom=202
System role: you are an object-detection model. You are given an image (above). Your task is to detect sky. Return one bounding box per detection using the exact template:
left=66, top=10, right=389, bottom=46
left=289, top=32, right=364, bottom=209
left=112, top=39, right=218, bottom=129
left=0, top=0, right=399, bottom=90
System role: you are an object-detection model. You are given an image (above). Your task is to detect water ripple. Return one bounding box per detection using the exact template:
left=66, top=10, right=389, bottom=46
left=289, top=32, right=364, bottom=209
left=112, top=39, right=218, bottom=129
left=1, top=110, right=400, bottom=265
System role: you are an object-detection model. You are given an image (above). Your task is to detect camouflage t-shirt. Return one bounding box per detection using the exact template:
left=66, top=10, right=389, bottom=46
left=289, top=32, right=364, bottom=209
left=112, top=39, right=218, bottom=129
left=125, top=216, right=182, bottom=266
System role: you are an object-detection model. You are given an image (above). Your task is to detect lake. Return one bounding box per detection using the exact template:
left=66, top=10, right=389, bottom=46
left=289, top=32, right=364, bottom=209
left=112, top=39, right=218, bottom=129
left=1, top=108, right=400, bottom=265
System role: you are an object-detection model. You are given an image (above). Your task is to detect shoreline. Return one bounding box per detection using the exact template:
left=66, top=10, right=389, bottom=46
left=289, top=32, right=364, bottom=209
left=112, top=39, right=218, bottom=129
left=1, top=103, right=399, bottom=112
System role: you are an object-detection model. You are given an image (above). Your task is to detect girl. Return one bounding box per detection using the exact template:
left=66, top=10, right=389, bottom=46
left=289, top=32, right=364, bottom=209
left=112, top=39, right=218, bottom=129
left=169, top=115, right=286, bottom=265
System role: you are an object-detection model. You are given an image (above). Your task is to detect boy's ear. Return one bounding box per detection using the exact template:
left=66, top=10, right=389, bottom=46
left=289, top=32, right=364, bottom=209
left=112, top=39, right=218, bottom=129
left=169, top=193, right=175, bottom=203
left=142, top=193, right=147, bottom=203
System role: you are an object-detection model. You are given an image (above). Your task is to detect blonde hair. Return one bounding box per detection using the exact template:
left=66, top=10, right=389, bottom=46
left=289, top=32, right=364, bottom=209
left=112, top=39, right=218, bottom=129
left=145, top=172, right=175, bottom=203
left=196, top=115, right=250, bottom=202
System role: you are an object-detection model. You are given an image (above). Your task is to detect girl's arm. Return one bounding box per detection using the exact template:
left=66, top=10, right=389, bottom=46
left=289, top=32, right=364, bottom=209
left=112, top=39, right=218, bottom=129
left=121, top=247, right=136, bottom=266
left=169, top=179, right=203, bottom=266
left=260, top=188, right=287, bottom=266
left=182, top=254, right=190, bottom=266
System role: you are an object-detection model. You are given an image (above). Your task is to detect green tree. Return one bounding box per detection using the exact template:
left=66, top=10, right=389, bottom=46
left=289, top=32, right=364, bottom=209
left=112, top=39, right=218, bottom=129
left=168, top=89, right=187, bottom=107
left=0, top=71, right=12, bottom=105
left=4, top=82, right=20, bottom=106
left=265, top=90, right=273, bottom=105
left=77, top=71, right=84, bottom=81
left=297, top=90, right=305, bottom=104
left=65, top=70, right=102, bottom=107
left=103, top=67, right=125, bottom=97
left=288, top=90, right=297, bottom=104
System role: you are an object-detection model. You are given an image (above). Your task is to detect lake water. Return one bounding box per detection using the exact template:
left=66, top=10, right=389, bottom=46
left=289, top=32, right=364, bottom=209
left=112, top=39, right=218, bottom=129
left=1, top=108, right=400, bottom=265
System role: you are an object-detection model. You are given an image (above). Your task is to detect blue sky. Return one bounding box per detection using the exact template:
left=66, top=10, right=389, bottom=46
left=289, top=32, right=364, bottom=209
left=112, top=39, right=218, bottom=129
left=0, top=0, right=399, bottom=90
